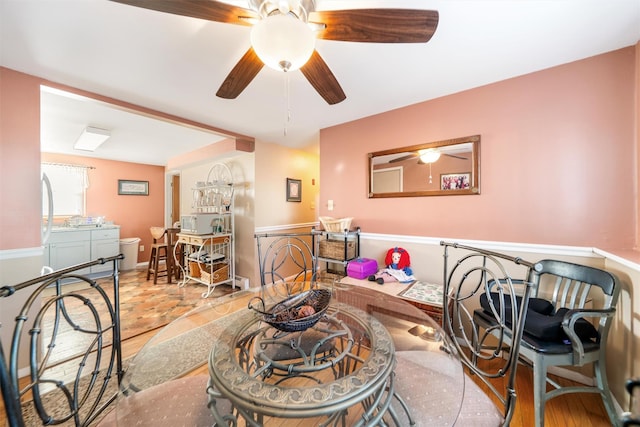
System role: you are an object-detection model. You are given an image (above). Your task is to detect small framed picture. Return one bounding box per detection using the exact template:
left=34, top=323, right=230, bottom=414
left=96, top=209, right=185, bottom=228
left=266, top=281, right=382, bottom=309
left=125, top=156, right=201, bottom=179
left=118, top=179, right=149, bottom=196
left=440, top=173, right=471, bottom=190
left=286, top=178, right=302, bottom=202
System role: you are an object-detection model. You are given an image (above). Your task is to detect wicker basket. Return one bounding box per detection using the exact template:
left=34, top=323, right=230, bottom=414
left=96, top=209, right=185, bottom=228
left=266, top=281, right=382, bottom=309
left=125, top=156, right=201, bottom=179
left=200, top=262, right=229, bottom=284
left=248, top=289, right=332, bottom=332
left=188, top=261, right=201, bottom=278
left=319, top=216, right=353, bottom=232
left=319, top=239, right=356, bottom=260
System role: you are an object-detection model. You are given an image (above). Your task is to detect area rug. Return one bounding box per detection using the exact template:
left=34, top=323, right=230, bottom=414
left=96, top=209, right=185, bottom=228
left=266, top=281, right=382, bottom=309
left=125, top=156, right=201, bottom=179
left=20, top=306, right=245, bottom=426
left=114, top=273, right=237, bottom=340
left=19, top=359, right=131, bottom=427
left=125, top=311, right=244, bottom=391
left=40, top=269, right=238, bottom=365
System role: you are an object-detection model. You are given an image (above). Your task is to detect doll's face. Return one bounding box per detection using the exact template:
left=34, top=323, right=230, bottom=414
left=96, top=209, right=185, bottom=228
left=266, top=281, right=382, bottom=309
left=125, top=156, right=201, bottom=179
left=392, top=252, right=401, bottom=264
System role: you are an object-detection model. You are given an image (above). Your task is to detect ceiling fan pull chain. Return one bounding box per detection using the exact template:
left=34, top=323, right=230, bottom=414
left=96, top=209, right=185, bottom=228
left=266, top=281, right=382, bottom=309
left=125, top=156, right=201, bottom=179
left=284, top=72, right=291, bottom=136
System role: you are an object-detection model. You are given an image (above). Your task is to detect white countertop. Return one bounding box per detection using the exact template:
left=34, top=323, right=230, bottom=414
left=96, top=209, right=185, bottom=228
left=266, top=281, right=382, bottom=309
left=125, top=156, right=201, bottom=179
left=51, top=224, right=120, bottom=232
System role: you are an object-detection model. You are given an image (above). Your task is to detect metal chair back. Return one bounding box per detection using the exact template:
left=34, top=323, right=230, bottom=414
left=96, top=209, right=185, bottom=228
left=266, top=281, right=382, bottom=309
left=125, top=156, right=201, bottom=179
left=442, top=241, right=538, bottom=425
left=255, top=232, right=318, bottom=298
left=0, top=255, right=124, bottom=426
left=528, top=259, right=619, bottom=363
left=519, top=259, right=620, bottom=426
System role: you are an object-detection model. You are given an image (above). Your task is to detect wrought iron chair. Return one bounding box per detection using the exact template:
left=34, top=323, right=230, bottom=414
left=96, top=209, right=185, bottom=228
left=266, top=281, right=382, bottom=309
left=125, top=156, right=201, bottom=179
left=255, top=231, right=319, bottom=293
left=439, top=241, right=537, bottom=425
left=0, top=255, right=123, bottom=427
left=473, top=258, right=621, bottom=426
left=253, top=232, right=336, bottom=368
left=622, top=377, right=640, bottom=426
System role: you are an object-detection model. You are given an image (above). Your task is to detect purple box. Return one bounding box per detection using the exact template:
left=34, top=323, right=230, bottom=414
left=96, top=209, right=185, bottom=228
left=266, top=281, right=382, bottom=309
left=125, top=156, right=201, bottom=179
left=347, top=258, right=379, bottom=280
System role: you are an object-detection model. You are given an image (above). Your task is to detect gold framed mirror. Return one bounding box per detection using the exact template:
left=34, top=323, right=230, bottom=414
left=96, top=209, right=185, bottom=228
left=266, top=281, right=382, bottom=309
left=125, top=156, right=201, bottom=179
left=368, top=135, right=480, bottom=198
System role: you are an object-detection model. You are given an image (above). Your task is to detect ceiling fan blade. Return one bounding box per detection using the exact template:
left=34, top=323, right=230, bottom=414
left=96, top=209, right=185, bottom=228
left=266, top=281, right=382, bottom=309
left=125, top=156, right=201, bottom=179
left=109, top=0, right=256, bottom=26
left=309, top=9, right=439, bottom=43
left=300, top=51, right=346, bottom=105
left=445, top=153, right=468, bottom=160
left=216, top=48, right=264, bottom=99
left=389, top=154, right=418, bottom=163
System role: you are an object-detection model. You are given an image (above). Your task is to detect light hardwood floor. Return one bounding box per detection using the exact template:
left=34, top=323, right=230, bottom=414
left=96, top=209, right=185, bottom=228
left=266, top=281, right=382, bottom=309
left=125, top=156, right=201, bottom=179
left=2, top=268, right=616, bottom=426
left=172, top=358, right=615, bottom=427
left=471, top=359, right=614, bottom=427
left=118, top=271, right=615, bottom=427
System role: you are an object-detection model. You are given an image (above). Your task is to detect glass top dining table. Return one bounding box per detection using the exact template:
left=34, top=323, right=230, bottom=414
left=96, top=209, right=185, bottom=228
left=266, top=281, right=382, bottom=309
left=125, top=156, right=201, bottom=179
left=113, top=281, right=465, bottom=426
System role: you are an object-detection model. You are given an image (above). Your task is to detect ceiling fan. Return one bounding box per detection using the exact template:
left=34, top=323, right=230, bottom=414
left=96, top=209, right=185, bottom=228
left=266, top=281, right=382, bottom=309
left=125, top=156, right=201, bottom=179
left=110, top=0, right=439, bottom=105
left=390, top=149, right=468, bottom=164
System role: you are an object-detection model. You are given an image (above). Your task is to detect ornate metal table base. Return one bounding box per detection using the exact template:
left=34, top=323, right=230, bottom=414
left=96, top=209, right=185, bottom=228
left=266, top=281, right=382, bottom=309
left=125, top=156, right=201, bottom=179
left=207, top=302, right=407, bottom=426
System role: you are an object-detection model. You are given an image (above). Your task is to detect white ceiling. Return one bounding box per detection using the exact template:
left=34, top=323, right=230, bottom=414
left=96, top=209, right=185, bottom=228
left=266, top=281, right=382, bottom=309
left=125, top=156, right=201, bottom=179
left=2, top=0, right=639, bottom=166
left=39, top=86, right=229, bottom=166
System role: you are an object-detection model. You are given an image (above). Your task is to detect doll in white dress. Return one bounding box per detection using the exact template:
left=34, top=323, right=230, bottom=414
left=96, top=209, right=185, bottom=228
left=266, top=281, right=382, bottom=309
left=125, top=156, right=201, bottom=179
left=368, top=247, right=416, bottom=285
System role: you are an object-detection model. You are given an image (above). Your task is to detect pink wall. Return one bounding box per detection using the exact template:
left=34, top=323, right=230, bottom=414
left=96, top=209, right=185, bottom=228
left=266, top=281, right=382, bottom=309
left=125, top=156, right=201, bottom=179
left=41, top=153, right=165, bottom=263
left=320, top=47, right=637, bottom=250
left=636, top=42, right=640, bottom=247
left=0, top=68, right=42, bottom=250
left=0, top=66, right=252, bottom=256
left=2, top=46, right=638, bottom=253
left=0, top=67, right=167, bottom=258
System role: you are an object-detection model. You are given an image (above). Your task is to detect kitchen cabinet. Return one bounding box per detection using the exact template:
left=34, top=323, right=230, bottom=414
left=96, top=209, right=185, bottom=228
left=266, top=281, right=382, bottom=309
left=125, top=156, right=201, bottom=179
left=44, top=226, right=120, bottom=278
left=42, top=244, right=50, bottom=272
left=48, top=230, right=91, bottom=275
left=90, top=228, right=120, bottom=274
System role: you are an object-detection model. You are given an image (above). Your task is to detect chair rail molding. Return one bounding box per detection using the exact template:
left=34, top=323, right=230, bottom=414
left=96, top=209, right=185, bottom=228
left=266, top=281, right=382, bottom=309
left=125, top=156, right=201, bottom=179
left=360, top=232, right=602, bottom=259
left=254, top=221, right=319, bottom=234
left=0, top=246, right=44, bottom=261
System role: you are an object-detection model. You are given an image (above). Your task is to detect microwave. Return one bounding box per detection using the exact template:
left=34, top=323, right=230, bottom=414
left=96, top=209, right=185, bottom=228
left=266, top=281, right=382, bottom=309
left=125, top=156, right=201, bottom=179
left=180, top=214, right=219, bottom=235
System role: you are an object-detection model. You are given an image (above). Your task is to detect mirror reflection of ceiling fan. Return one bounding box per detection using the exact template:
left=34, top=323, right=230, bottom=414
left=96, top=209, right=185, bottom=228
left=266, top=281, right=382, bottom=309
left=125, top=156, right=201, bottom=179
left=110, top=0, right=439, bottom=105
left=390, top=149, right=469, bottom=164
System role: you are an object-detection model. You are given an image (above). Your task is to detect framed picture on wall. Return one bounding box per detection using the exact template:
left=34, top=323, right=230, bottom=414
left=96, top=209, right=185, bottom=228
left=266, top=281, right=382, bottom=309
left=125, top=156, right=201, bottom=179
left=286, top=178, right=302, bottom=202
left=440, top=173, right=471, bottom=191
left=118, top=179, right=149, bottom=196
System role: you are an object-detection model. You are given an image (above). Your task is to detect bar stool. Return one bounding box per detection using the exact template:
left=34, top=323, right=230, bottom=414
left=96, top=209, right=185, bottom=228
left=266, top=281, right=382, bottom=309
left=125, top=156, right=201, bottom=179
left=166, top=227, right=182, bottom=281
left=146, top=227, right=170, bottom=284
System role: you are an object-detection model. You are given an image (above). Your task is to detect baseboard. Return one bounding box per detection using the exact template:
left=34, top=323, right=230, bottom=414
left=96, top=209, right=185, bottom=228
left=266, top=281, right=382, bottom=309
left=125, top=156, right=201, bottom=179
left=234, top=275, right=249, bottom=290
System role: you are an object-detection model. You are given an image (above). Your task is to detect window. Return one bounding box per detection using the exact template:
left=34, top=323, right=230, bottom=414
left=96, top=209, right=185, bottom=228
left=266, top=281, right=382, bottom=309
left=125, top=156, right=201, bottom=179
left=42, top=163, right=89, bottom=217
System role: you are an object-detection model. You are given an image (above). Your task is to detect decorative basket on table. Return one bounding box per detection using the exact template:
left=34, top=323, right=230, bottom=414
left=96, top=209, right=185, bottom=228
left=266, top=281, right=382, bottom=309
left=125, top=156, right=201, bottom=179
left=248, top=289, right=331, bottom=333
left=319, top=216, right=353, bottom=232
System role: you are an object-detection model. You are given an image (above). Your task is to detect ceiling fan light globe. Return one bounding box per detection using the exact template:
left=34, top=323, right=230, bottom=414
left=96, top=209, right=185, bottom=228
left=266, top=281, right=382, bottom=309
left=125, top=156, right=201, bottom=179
left=250, top=14, right=315, bottom=72
left=419, top=149, right=441, bottom=164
